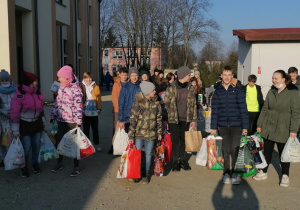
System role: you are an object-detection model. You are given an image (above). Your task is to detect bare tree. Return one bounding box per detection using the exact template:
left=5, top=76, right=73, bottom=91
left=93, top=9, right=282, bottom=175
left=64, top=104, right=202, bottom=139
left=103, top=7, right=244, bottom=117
left=99, top=0, right=116, bottom=66
left=113, top=0, right=159, bottom=69
left=177, top=0, right=219, bottom=66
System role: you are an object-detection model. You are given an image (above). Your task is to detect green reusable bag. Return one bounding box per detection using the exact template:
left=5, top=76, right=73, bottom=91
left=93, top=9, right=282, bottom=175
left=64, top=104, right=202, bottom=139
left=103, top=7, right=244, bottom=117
left=234, top=135, right=257, bottom=177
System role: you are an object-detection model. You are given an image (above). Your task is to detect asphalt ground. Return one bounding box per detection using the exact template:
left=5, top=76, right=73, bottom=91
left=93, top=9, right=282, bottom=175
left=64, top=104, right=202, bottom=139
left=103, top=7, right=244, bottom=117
left=1, top=87, right=300, bottom=210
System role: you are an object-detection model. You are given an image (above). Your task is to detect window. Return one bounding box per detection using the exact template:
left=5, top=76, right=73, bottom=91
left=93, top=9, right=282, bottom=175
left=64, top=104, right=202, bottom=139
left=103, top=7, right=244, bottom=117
left=113, top=50, right=123, bottom=59
left=104, top=49, right=108, bottom=56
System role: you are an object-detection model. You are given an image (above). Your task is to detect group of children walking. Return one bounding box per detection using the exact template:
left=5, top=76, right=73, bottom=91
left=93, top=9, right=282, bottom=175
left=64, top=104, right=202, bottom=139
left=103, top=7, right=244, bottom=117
left=0, top=65, right=102, bottom=177
left=1, top=64, right=299, bottom=188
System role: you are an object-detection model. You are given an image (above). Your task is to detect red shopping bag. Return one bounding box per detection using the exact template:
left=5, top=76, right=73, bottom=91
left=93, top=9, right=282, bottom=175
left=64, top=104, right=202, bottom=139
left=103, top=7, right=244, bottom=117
left=164, top=132, right=172, bottom=164
left=117, top=143, right=141, bottom=179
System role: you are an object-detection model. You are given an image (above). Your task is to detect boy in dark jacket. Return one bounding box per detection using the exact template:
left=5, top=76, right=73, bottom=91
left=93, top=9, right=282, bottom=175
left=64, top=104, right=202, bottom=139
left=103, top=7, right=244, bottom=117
left=242, top=74, right=264, bottom=135
left=118, top=67, right=141, bottom=133
left=211, top=66, right=248, bottom=185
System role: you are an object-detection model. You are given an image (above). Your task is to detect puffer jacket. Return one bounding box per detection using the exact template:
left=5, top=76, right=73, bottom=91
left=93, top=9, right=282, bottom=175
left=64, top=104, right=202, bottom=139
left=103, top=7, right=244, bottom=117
left=51, top=82, right=83, bottom=125
left=128, top=92, right=162, bottom=141
left=10, top=85, right=45, bottom=135
left=211, top=82, right=249, bottom=129
left=257, top=85, right=300, bottom=143
left=164, top=82, right=197, bottom=124
left=0, top=84, right=16, bottom=121
left=118, top=81, right=141, bottom=123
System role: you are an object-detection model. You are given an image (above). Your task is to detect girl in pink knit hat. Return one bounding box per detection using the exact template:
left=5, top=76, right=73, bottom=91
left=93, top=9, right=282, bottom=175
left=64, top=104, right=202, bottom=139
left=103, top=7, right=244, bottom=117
left=50, top=65, right=83, bottom=177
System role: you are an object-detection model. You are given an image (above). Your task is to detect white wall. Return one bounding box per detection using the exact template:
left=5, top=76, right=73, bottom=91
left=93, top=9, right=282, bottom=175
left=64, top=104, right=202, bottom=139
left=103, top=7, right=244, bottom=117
left=0, top=1, right=11, bottom=72
left=238, top=40, right=300, bottom=97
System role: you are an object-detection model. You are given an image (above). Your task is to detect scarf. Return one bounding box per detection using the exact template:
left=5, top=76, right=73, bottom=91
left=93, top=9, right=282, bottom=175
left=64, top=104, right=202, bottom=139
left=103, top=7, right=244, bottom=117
left=0, top=84, right=17, bottom=94
left=82, top=80, right=95, bottom=100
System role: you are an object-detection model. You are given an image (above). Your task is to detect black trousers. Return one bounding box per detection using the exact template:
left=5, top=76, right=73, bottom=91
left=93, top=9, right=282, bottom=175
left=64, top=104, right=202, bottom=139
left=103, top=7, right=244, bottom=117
left=83, top=116, right=99, bottom=145
left=125, top=123, right=130, bottom=133
left=169, top=121, right=190, bottom=162
left=262, top=138, right=290, bottom=176
left=56, top=122, right=79, bottom=167
left=218, top=127, right=242, bottom=175
left=248, top=112, right=260, bottom=135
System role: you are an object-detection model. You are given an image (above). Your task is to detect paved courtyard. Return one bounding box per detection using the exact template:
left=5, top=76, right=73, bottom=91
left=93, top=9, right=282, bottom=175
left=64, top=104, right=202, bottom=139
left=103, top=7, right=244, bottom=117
left=1, top=88, right=300, bottom=210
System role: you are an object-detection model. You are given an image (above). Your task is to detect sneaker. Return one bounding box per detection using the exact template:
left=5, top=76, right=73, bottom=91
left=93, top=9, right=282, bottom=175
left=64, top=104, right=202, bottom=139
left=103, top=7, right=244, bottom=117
left=51, top=163, right=63, bottom=173
left=232, top=174, right=241, bottom=185
left=95, top=144, right=102, bottom=152
left=172, top=161, right=181, bottom=171
left=141, top=173, right=151, bottom=184
left=70, top=167, right=81, bottom=177
left=0, top=160, right=4, bottom=167
left=253, top=170, right=267, bottom=181
left=280, top=174, right=289, bottom=187
left=21, top=167, right=29, bottom=178
left=32, top=164, right=41, bottom=174
left=179, top=160, right=191, bottom=171
left=223, top=173, right=230, bottom=184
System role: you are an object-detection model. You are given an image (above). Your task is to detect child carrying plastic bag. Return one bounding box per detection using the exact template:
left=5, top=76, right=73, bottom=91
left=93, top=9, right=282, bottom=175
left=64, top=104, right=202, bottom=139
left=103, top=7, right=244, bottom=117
left=4, top=138, right=25, bottom=170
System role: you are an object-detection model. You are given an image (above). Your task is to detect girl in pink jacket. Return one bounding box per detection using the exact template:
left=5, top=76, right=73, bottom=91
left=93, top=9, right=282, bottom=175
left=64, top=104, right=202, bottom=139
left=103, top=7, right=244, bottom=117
left=10, top=71, right=45, bottom=177
left=50, top=65, right=83, bottom=177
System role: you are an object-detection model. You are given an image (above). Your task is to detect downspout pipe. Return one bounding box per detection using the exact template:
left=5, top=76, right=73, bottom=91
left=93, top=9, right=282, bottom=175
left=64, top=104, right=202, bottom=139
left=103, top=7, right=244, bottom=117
left=75, top=0, right=79, bottom=76
left=34, top=0, right=41, bottom=89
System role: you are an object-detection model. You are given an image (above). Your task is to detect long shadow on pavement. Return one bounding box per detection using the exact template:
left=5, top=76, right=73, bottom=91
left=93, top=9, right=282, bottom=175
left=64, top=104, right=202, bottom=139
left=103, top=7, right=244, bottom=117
left=0, top=87, right=117, bottom=209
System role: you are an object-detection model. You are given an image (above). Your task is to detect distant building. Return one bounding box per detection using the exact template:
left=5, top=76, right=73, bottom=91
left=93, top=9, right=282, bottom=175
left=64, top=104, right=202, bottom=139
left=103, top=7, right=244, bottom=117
left=0, top=0, right=100, bottom=101
left=233, top=28, right=300, bottom=97
left=102, top=47, right=163, bottom=76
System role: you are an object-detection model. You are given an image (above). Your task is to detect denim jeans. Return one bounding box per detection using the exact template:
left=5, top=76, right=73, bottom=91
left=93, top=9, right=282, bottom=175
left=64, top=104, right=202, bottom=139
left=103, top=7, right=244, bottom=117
left=1, top=145, right=8, bottom=159
left=20, top=132, right=42, bottom=168
left=135, top=139, right=155, bottom=173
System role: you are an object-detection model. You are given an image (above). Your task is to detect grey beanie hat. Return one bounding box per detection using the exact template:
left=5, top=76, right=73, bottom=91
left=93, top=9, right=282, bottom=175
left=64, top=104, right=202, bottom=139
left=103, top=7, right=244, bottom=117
left=177, top=66, right=191, bottom=80
left=0, top=69, right=12, bottom=82
left=129, top=66, right=138, bottom=76
left=140, top=81, right=155, bottom=96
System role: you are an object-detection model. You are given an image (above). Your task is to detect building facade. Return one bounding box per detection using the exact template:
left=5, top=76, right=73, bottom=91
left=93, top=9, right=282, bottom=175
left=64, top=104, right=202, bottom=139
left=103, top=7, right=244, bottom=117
left=102, top=47, right=163, bottom=76
left=233, top=28, right=300, bottom=97
left=0, top=0, right=100, bottom=101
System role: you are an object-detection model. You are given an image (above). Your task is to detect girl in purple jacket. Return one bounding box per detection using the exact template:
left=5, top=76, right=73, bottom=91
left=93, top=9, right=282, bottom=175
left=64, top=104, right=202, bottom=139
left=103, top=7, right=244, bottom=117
left=50, top=66, right=83, bottom=177
left=10, top=71, right=45, bottom=177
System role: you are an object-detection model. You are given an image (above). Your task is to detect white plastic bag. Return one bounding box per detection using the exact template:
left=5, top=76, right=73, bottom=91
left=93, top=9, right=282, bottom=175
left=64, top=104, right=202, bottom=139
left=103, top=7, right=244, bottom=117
left=281, top=137, right=300, bottom=162
left=196, top=138, right=207, bottom=166
left=76, top=128, right=95, bottom=160
left=57, top=128, right=78, bottom=159
left=4, top=138, right=25, bottom=170
left=38, top=132, right=59, bottom=163
left=113, top=128, right=129, bottom=155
